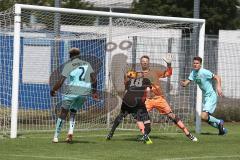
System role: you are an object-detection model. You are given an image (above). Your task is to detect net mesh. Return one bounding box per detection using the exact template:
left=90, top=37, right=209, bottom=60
left=0, top=5, right=205, bottom=135
left=0, top=7, right=15, bottom=135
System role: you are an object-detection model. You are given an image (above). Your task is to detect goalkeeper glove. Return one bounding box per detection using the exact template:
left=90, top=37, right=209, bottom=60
left=126, top=70, right=138, bottom=79
left=162, top=53, right=173, bottom=67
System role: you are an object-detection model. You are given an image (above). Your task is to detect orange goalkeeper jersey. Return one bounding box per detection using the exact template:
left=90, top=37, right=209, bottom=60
left=142, top=67, right=172, bottom=98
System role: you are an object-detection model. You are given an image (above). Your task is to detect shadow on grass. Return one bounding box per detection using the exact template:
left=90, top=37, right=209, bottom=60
left=53, top=140, right=95, bottom=144
left=119, top=134, right=179, bottom=142
left=149, top=135, right=178, bottom=140
left=200, top=132, right=218, bottom=136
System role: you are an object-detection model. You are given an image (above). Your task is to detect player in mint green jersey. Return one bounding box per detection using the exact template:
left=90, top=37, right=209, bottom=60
left=50, top=48, right=98, bottom=143
left=181, top=56, right=227, bottom=135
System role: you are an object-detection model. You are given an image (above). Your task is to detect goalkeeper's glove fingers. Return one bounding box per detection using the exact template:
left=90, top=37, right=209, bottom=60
left=127, top=70, right=137, bottom=79
left=162, top=53, right=173, bottom=64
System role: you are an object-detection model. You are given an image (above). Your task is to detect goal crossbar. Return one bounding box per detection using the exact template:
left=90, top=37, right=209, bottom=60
left=17, top=4, right=205, bottom=23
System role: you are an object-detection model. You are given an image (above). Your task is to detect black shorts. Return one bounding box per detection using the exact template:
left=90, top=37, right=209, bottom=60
left=121, top=102, right=150, bottom=122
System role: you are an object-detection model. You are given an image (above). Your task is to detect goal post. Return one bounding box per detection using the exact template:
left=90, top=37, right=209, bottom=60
left=10, top=4, right=21, bottom=138
left=0, top=4, right=205, bottom=138
left=196, top=22, right=205, bottom=134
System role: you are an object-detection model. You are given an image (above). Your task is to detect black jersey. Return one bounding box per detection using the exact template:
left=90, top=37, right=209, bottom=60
left=122, top=77, right=151, bottom=107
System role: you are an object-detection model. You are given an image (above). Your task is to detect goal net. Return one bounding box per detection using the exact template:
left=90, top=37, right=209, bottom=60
left=0, top=4, right=205, bottom=137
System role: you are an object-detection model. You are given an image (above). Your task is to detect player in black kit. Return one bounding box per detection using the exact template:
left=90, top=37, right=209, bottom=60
left=106, top=70, right=153, bottom=144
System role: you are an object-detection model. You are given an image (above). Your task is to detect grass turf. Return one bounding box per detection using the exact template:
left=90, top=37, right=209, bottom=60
left=0, top=123, right=240, bottom=160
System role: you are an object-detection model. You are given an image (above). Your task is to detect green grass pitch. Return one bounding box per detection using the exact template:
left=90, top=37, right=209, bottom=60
left=0, top=123, right=239, bottom=160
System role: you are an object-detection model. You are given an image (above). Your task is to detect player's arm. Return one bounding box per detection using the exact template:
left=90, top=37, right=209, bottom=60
left=181, top=70, right=194, bottom=87
left=163, top=66, right=173, bottom=77
left=90, top=72, right=99, bottom=100
left=90, top=72, right=97, bottom=93
left=50, top=75, right=66, bottom=96
left=157, top=63, right=172, bottom=78
left=213, top=74, right=223, bottom=96
left=162, top=53, right=173, bottom=78
left=180, top=79, right=191, bottom=87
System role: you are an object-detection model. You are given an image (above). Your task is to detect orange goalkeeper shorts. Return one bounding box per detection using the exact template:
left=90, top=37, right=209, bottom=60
left=145, top=96, right=172, bottom=114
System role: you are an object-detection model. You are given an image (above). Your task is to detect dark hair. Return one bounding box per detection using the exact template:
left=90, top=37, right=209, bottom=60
left=193, top=56, right=202, bottom=64
left=69, top=48, right=80, bottom=58
left=140, top=55, right=150, bottom=60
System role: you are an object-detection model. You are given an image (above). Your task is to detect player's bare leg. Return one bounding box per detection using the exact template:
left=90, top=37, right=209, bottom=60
left=136, top=121, right=145, bottom=141
left=167, top=112, right=198, bottom=142
left=137, top=121, right=145, bottom=134
left=66, top=109, right=76, bottom=143
left=53, top=108, right=68, bottom=143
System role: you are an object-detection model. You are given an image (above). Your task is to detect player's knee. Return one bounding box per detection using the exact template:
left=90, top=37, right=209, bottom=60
left=69, top=109, right=77, bottom=120
left=70, top=109, right=77, bottom=113
left=168, top=114, right=180, bottom=124
left=70, top=109, right=77, bottom=117
left=59, top=108, right=68, bottom=120
left=137, top=121, right=145, bottom=131
left=116, top=114, right=124, bottom=123
left=201, top=113, right=208, bottom=121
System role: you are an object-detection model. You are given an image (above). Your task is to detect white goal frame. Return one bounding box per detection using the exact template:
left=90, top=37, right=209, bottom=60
left=10, top=4, right=205, bottom=138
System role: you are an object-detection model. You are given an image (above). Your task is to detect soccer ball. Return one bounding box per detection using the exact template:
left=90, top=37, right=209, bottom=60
left=127, top=70, right=137, bottom=78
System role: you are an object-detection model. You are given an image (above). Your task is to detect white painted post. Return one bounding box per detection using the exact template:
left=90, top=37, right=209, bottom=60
left=106, top=7, right=113, bottom=129
left=195, top=21, right=205, bottom=134
left=10, top=4, right=21, bottom=138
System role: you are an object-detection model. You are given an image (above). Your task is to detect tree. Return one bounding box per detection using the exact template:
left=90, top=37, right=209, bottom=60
left=201, top=0, right=240, bottom=34
left=0, top=0, right=53, bottom=11
left=0, top=0, right=93, bottom=12
left=0, top=0, right=94, bottom=29
left=132, top=0, right=240, bottom=34
left=62, top=0, right=93, bottom=9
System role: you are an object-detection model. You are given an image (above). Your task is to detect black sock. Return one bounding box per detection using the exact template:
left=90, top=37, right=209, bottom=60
left=110, top=114, right=124, bottom=135
left=144, top=123, right=151, bottom=135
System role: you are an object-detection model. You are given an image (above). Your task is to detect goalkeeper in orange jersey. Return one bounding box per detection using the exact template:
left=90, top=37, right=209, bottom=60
left=106, top=70, right=153, bottom=144
left=137, top=54, right=198, bottom=142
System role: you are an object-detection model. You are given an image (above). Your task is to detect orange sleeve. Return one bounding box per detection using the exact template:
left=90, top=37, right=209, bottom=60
left=164, top=67, right=173, bottom=77
left=156, top=67, right=173, bottom=78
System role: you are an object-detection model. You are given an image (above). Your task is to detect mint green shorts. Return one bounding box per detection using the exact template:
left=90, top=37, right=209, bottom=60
left=203, top=92, right=217, bottom=114
left=62, top=95, right=86, bottom=110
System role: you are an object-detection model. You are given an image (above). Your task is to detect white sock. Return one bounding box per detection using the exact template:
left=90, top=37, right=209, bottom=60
left=54, top=118, right=65, bottom=138
left=68, top=113, right=75, bottom=135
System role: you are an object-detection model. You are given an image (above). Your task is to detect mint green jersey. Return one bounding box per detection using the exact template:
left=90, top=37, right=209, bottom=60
left=188, top=68, right=215, bottom=96
left=61, top=57, right=94, bottom=96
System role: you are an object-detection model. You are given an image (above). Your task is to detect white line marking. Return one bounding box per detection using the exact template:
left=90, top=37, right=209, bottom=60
left=1, top=154, right=240, bottom=160
left=25, top=132, right=183, bottom=139
left=161, top=155, right=240, bottom=160
left=0, top=154, right=94, bottom=160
